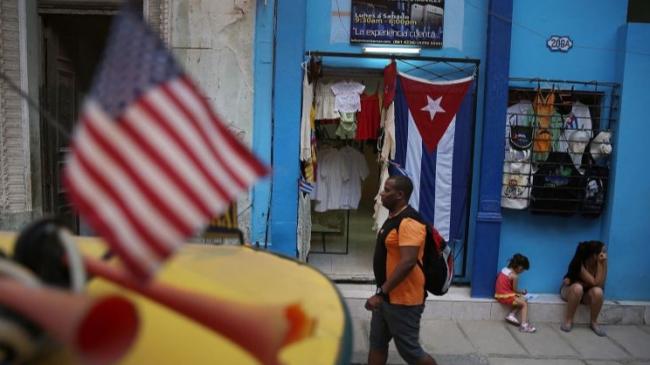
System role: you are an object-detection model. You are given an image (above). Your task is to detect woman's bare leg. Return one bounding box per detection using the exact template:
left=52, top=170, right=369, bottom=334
left=583, top=287, right=604, bottom=324
left=562, top=283, right=584, bottom=327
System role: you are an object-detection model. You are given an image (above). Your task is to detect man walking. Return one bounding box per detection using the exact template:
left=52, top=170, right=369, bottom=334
left=366, top=175, right=437, bottom=365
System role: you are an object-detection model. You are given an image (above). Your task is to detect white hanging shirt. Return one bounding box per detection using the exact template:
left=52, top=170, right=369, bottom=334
left=331, top=81, right=365, bottom=113
left=338, top=146, right=369, bottom=210
left=313, top=148, right=347, bottom=212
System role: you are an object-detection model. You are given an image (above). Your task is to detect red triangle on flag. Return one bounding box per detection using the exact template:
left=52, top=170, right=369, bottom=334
left=399, top=74, right=473, bottom=153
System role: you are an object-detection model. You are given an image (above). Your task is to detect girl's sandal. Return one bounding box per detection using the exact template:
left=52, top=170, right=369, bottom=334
left=560, top=322, right=573, bottom=333
left=519, top=323, right=536, bottom=333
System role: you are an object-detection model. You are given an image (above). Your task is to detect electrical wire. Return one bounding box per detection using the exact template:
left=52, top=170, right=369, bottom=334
left=465, top=0, right=650, bottom=58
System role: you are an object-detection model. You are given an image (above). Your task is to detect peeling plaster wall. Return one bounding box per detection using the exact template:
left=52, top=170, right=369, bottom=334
left=168, top=0, right=256, bottom=239
left=0, top=0, right=34, bottom=230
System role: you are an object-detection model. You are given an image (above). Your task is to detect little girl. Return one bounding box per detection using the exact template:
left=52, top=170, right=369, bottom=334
left=495, top=253, right=536, bottom=333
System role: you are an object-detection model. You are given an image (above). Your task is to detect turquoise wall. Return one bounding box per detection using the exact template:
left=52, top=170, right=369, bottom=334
left=604, top=23, right=650, bottom=300
left=253, top=0, right=650, bottom=300
left=501, top=0, right=634, bottom=296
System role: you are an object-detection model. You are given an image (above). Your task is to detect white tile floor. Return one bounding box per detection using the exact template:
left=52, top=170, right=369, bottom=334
left=308, top=207, right=376, bottom=281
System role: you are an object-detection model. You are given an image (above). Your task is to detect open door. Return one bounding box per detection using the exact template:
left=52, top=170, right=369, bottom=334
left=40, top=14, right=112, bottom=233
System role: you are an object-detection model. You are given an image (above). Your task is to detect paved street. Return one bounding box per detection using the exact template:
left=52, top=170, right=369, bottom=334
left=349, top=318, right=650, bottom=365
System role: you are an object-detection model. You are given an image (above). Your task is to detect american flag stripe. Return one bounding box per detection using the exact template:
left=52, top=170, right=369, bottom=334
left=173, top=78, right=267, bottom=182
left=165, top=83, right=257, bottom=194
left=157, top=84, right=248, bottom=190
left=139, top=90, right=240, bottom=198
left=72, top=149, right=174, bottom=258
left=117, top=110, right=215, bottom=217
left=72, top=124, right=185, bottom=251
left=124, top=104, right=230, bottom=212
left=65, top=157, right=161, bottom=274
left=80, top=115, right=197, bottom=237
left=169, top=79, right=260, bottom=183
left=83, top=103, right=205, bottom=227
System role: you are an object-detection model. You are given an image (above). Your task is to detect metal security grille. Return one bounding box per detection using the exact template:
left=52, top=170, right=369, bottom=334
left=502, top=77, right=619, bottom=216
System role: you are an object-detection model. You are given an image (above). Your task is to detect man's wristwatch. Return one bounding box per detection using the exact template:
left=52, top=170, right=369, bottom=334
left=375, top=286, right=387, bottom=299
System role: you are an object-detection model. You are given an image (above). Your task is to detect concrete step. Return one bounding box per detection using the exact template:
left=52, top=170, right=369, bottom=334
left=338, top=284, right=650, bottom=325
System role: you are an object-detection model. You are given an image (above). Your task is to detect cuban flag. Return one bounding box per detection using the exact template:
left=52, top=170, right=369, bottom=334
left=391, top=73, right=474, bottom=241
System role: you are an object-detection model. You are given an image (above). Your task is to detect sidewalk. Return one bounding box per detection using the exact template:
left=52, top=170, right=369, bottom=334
left=339, top=285, right=650, bottom=365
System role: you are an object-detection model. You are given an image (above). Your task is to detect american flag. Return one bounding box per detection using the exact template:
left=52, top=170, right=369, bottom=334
left=63, top=6, right=269, bottom=278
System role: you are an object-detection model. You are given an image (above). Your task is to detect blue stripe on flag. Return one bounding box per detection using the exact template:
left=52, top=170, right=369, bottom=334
left=419, top=143, right=437, bottom=225
left=449, top=87, right=474, bottom=243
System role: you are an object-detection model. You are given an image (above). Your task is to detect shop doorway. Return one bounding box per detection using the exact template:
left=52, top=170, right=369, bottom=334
left=302, top=52, right=479, bottom=283
left=40, top=12, right=113, bottom=233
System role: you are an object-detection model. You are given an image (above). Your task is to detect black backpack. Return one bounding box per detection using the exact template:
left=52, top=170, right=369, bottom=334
left=373, top=207, right=454, bottom=297
left=418, top=224, right=454, bottom=296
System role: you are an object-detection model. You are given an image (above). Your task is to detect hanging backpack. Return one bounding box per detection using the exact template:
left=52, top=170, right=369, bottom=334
left=418, top=225, right=454, bottom=296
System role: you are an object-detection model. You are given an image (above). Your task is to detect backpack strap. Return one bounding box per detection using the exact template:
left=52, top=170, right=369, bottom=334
left=372, top=206, right=421, bottom=288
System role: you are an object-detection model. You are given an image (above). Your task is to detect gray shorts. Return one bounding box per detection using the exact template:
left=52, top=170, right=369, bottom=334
left=369, top=301, right=427, bottom=364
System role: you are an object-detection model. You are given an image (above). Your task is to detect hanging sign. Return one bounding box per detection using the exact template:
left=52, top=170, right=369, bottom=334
left=350, top=0, right=444, bottom=48
left=546, top=35, right=573, bottom=52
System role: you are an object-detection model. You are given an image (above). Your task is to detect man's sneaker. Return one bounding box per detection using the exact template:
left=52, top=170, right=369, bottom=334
left=519, top=322, right=536, bottom=333
left=505, top=313, right=520, bottom=326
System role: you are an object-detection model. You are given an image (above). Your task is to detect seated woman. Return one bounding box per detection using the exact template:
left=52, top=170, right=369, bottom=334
left=560, top=240, right=608, bottom=336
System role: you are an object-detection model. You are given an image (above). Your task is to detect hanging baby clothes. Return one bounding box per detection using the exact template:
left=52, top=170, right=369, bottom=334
left=336, top=112, right=357, bottom=139
left=501, top=101, right=534, bottom=209
left=315, top=82, right=339, bottom=120
left=331, top=81, right=365, bottom=113
left=338, top=146, right=369, bottom=210
left=356, top=93, right=381, bottom=140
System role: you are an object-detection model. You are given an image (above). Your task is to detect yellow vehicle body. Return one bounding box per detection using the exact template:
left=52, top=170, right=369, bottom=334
left=0, top=231, right=351, bottom=365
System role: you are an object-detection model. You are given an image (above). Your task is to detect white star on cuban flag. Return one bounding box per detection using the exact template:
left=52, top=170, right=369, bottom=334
left=420, top=95, right=446, bottom=121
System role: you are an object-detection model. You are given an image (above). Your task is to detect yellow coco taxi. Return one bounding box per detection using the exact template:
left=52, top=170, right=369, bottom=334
left=0, top=230, right=352, bottom=365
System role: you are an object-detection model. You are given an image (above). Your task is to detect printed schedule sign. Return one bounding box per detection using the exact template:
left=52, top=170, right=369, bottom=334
left=350, top=0, right=444, bottom=48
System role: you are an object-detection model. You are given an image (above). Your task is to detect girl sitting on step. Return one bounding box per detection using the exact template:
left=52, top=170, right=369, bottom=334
left=495, top=253, right=536, bottom=333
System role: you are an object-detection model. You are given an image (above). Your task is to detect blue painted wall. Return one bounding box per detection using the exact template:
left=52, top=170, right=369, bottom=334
left=254, top=0, right=650, bottom=300
left=251, top=1, right=276, bottom=246
left=267, top=0, right=308, bottom=256
left=604, top=23, right=650, bottom=300
left=501, top=0, right=631, bottom=294
left=470, top=0, right=513, bottom=298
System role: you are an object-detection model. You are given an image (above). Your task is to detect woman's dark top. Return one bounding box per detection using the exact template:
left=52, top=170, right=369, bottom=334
left=564, top=256, right=583, bottom=284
